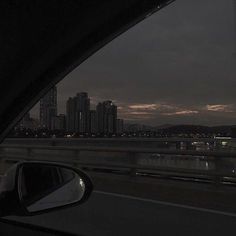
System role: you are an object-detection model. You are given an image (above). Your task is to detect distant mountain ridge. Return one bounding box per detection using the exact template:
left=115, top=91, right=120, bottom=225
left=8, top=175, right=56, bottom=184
left=159, top=125, right=236, bottom=135
left=124, top=123, right=236, bottom=134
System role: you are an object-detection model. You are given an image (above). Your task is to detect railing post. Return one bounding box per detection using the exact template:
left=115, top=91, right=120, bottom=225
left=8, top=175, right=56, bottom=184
left=51, top=140, right=56, bottom=146
left=129, top=151, right=137, bottom=176
left=27, top=147, right=32, bottom=159
left=73, top=150, right=80, bottom=166
left=213, top=156, right=222, bottom=187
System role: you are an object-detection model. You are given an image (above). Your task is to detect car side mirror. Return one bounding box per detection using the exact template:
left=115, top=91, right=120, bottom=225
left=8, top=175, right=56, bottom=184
left=0, top=162, right=93, bottom=217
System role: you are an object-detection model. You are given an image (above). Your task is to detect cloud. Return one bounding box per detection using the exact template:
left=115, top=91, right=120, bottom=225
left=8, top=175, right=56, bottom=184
left=121, top=101, right=201, bottom=119
left=129, top=104, right=159, bottom=110
left=206, top=104, right=233, bottom=112
left=163, top=110, right=199, bottom=116
left=130, top=111, right=153, bottom=115
left=121, top=111, right=154, bottom=121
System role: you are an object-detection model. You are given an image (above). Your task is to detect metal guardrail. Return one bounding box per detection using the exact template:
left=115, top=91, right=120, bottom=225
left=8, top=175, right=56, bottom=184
left=1, top=144, right=236, bottom=185
left=1, top=144, right=236, bottom=157
left=4, top=137, right=236, bottom=142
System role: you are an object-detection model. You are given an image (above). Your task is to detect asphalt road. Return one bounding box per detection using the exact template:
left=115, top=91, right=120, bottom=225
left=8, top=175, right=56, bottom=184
left=6, top=191, right=236, bottom=236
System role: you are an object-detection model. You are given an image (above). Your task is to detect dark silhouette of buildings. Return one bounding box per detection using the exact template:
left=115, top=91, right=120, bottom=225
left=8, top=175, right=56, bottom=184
left=51, top=114, right=66, bottom=130
left=90, top=110, right=97, bottom=134
left=66, top=92, right=90, bottom=133
left=96, top=102, right=104, bottom=133
left=40, top=86, right=57, bottom=130
left=18, top=112, right=39, bottom=130
left=66, top=97, right=76, bottom=132
left=75, top=92, right=90, bottom=133
left=66, top=93, right=121, bottom=134
left=97, top=101, right=117, bottom=134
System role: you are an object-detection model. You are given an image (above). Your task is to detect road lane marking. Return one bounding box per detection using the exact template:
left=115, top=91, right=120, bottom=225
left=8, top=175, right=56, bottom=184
left=94, top=190, right=236, bottom=218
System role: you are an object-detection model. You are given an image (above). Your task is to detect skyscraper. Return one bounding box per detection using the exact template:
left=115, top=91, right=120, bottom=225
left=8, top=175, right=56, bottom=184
left=96, top=101, right=117, bottom=134
left=75, top=92, right=90, bottom=133
left=51, top=114, right=66, bottom=130
left=66, top=93, right=119, bottom=134
left=96, top=102, right=104, bottom=133
left=40, top=86, right=57, bottom=130
left=90, top=110, right=97, bottom=134
left=66, top=92, right=90, bottom=133
left=66, top=97, right=76, bottom=132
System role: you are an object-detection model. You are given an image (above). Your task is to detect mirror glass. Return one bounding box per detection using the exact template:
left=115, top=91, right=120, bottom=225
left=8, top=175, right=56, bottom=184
left=18, top=164, right=85, bottom=213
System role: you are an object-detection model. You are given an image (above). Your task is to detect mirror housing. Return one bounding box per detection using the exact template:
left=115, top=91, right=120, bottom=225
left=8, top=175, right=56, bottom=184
left=0, top=162, right=93, bottom=217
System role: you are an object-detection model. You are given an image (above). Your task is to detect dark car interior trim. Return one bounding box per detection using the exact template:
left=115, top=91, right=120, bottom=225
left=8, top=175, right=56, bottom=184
left=0, top=218, right=80, bottom=236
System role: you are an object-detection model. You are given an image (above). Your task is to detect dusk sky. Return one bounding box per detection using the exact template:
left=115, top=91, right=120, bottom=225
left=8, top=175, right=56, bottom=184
left=32, top=0, right=236, bottom=126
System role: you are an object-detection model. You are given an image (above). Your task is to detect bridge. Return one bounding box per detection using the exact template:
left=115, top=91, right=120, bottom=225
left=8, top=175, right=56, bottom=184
left=1, top=137, right=236, bottom=184
left=2, top=138, right=236, bottom=235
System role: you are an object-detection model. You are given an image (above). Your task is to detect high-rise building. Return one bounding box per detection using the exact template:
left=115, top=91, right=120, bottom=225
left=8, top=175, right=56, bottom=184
left=66, top=93, right=119, bottom=134
left=96, top=102, right=104, bottom=133
left=75, top=92, right=90, bottom=133
left=66, top=97, right=76, bottom=132
left=40, top=86, right=57, bottom=129
left=51, top=114, right=66, bottom=130
left=66, top=92, right=90, bottom=133
left=96, top=101, right=117, bottom=134
left=90, top=110, right=97, bottom=134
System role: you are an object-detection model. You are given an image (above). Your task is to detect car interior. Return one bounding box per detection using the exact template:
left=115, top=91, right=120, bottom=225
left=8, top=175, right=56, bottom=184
left=1, top=0, right=236, bottom=235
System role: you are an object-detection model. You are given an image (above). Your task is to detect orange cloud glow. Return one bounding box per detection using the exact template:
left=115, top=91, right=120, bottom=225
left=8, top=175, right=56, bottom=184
left=206, top=104, right=233, bottom=112
left=129, top=104, right=158, bottom=110
left=163, top=110, right=199, bottom=116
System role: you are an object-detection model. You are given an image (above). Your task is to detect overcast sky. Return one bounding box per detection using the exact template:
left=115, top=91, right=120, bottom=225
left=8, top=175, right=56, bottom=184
left=32, top=0, right=236, bottom=126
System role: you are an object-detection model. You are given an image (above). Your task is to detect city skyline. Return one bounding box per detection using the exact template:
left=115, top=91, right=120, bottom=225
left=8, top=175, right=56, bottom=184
left=17, top=89, right=236, bottom=138
left=37, top=89, right=124, bottom=134
left=31, top=83, right=236, bottom=127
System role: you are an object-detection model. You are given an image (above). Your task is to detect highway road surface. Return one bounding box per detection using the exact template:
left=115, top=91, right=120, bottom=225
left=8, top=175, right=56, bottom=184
left=6, top=190, right=236, bottom=236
